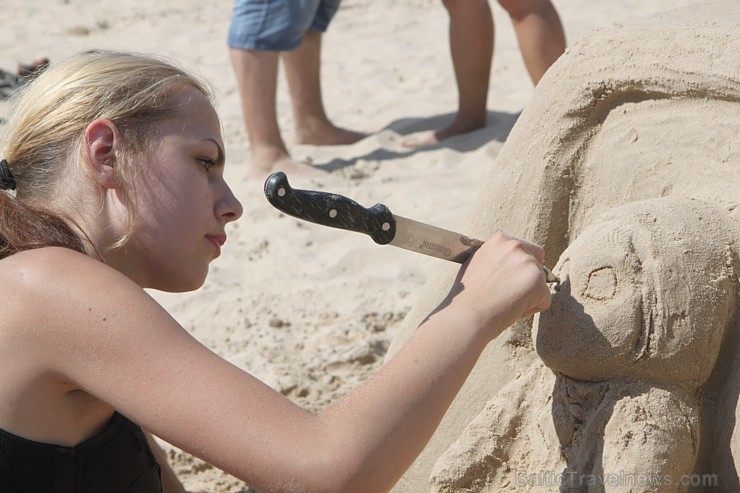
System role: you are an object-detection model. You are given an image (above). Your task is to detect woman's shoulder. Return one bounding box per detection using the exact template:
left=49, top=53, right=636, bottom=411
left=4, top=246, right=115, bottom=278
left=0, top=246, right=162, bottom=360
left=1, top=247, right=139, bottom=306
left=3, top=245, right=90, bottom=263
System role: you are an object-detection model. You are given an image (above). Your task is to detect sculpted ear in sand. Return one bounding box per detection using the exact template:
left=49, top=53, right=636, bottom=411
left=387, top=1, right=740, bottom=490
left=431, top=198, right=738, bottom=492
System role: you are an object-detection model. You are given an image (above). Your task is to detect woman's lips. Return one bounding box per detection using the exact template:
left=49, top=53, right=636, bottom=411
left=206, top=234, right=226, bottom=257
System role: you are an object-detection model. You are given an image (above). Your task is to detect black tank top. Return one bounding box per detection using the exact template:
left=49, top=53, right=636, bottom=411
left=0, top=412, right=162, bottom=492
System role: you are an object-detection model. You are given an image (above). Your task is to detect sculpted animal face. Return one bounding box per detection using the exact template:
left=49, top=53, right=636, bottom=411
left=533, top=198, right=736, bottom=387
left=534, top=221, right=644, bottom=379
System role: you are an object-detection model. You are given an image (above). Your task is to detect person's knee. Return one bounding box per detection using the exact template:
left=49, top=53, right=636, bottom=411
left=440, top=0, right=456, bottom=14
left=497, top=0, right=552, bottom=19
left=441, top=0, right=488, bottom=15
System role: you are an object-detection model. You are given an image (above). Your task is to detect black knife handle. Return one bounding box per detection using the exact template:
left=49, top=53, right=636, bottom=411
left=264, top=172, right=396, bottom=245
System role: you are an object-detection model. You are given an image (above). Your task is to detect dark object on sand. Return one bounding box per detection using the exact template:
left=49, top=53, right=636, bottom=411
left=0, top=58, right=49, bottom=100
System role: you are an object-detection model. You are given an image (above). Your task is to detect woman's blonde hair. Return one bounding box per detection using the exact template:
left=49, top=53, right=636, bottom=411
left=0, top=50, right=213, bottom=258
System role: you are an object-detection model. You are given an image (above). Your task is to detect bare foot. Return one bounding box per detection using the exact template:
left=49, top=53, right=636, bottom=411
left=294, top=122, right=367, bottom=146
left=376, top=129, right=416, bottom=154
left=248, top=147, right=326, bottom=182
left=399, top=130, right=440, bottom=149
left=401, top=116, right=487, bottom=149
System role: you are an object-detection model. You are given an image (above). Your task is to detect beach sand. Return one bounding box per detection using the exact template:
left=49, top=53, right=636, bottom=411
left=0, top=0, right=706, bottom=491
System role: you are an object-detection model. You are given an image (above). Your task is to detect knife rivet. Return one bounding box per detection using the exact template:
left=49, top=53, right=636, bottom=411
left=277, top=187, right=286, bottom=197
left=329, top=209, right=338, bottom=218
left=382, top=222, right=391, bottom=231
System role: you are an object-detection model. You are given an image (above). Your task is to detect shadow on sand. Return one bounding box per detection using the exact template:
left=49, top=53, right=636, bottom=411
left=315, top=109, right=521, bottom=172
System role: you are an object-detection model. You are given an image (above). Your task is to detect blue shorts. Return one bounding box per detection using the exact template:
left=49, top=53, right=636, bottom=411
left=228, top=0, right=342, bottom=51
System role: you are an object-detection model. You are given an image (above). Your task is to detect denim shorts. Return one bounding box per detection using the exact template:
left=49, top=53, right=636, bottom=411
left=227, top=0, right=342, bottom=51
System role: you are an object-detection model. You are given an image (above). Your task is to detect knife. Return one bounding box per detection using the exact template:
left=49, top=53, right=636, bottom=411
left=263, top=172, right=559, bottom=284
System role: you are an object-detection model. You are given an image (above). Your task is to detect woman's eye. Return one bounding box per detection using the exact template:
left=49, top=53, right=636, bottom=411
left=199, top=158, right=218, bottom=172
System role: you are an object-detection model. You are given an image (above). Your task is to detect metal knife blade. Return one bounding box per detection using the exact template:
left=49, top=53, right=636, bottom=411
left=263, top=172, right=559, bottom=283
left=390, top=215, right=483, bottom=263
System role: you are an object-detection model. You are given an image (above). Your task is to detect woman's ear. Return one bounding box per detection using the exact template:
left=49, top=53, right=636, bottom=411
left=83, top=118, right=122, bottom=189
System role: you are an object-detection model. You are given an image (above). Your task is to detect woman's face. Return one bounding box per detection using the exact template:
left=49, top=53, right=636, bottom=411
left=112, top=86, right=243, bottom=292
left=534, top=221, right=646, bottom=379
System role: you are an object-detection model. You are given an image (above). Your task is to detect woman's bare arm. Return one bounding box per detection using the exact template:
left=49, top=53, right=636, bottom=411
left=9, top=236, right=549, bottom=493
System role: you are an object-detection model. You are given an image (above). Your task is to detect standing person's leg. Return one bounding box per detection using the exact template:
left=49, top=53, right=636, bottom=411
left=281, top=1, right=365, bottom=147
left=498, top=0, right=565, bottom=85
left=228, top=0, right=361, bottom=179
left=228, top=0, right=306, bottom=178
left=404, top=0, right=493, bottom=147
left=441, top=0, right=494, bottom=140
left=229, top=48, right=293, bottom=178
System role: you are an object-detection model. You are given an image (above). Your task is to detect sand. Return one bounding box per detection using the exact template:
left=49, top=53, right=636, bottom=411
left=0, top=0, right=719, bottom=491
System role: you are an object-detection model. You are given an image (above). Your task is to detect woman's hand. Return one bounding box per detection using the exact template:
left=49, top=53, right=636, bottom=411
left=444, top=232, right=552, bottom=340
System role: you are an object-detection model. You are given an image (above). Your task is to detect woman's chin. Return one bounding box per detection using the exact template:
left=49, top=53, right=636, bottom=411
left=151, top=270, right=208, bottom=293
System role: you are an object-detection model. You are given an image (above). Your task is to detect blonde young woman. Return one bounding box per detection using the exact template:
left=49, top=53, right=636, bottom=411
left=0, top=50, right=551, bottom=493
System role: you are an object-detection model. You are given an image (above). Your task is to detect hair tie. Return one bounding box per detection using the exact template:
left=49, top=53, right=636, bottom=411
left=0, top=159, right=17, bottom=191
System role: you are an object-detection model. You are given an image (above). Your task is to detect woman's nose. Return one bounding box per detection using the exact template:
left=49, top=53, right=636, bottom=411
left=217, top=182, right=244, bottom=223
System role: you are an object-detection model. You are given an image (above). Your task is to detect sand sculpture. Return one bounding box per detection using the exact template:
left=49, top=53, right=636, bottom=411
left=431, top=198, right=737, bottom=492
left=386, top=1, right=740, bottom=491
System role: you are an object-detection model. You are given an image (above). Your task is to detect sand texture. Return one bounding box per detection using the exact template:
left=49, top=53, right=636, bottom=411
left=1, top=0, right=736, bottom=491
